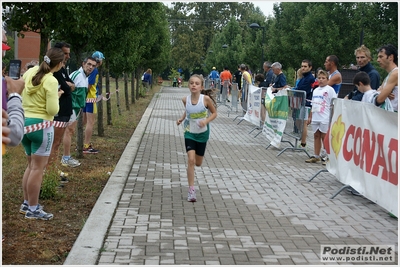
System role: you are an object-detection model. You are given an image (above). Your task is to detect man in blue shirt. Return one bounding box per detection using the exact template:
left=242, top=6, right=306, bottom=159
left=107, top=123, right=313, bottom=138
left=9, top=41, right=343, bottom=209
left=208, top=67, right=220, bottom=88
left=208, top=67, right=219, bottom=80
left=296, top=59, right=315, bottom=148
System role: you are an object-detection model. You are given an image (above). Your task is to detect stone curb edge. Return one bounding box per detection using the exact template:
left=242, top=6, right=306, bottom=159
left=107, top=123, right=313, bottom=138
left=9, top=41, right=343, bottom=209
left=63, top=89, right=161, bottom=265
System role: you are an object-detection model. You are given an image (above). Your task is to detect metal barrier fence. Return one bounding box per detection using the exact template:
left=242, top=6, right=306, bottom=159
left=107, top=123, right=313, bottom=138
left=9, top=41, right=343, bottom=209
left=233, top=80, right=249, bottom=124
left=265, top=89, right=311, bottom=158
left=228, top=83, right=239, bottom=115
left=217, top=80, right=230, bottom=108
left=253, top=87, right=268, bottom=137
left=205, top=78, right=240, bottom=116
left=205, top=78, right=220, bottom=91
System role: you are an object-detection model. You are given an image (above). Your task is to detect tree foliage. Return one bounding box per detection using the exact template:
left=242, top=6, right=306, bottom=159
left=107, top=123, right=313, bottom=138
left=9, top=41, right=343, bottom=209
left=2, top=2, right=398, bottom=80
left=165, top=1, right=397, bottom=78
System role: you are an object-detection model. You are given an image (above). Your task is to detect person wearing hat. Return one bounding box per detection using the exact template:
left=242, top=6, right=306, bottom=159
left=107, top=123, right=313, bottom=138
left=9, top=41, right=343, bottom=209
left=208, top=67, right=220, bottom=88
left=208, top=67, right=219, bottom=80
left=82, top=51, right=105, bottom=154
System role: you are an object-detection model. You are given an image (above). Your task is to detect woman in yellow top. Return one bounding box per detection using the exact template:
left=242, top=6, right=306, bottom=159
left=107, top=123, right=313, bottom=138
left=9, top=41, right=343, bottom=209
left=20, top=47, right=64, bottom=220
left=239, top=64, right=252, bottom=103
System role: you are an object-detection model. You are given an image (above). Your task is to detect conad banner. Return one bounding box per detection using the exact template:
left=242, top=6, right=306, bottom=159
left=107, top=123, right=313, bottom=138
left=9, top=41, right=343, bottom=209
left=262, top=88, right=289, bottom=148
left=243, top=85, right=262, bottom=126
left=325, top=99, right=398, bottom=216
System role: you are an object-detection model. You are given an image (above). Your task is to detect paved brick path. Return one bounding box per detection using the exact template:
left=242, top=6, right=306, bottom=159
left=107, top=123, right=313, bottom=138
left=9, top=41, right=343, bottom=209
left=67, top=86, right=398, bottom=265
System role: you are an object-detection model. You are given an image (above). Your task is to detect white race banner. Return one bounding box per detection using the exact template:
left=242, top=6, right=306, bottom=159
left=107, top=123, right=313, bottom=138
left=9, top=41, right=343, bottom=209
left=243, top=85, right=262, bottom=126
left=262, top=88, right=289, bottom=148
left=325, top=99, right=398, bottom=216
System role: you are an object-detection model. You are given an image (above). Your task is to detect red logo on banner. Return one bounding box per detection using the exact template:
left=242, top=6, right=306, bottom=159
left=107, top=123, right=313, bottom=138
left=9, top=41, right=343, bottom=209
left=342, top=125, right=398, bottom=186
left=328, top=114, right=398, bottom=186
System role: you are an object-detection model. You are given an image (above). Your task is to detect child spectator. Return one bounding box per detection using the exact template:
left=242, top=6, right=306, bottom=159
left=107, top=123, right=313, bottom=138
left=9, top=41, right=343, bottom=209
left=305, top=70, right=337, bottom=163
left=353, top=71, right=394, bottom=111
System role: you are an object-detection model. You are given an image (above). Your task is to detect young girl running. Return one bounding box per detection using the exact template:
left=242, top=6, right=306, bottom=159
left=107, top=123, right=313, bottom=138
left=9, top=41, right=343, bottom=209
left=176, top=74, right=217, bottom=202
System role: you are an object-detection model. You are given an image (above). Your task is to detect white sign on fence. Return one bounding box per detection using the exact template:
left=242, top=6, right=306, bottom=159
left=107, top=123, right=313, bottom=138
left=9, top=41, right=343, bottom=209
left=325, top=99, right=398, bottom=216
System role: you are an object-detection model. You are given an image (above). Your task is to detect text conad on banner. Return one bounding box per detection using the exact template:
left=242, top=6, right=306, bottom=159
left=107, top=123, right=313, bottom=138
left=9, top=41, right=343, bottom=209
left=325, top=99, right=398, bottom=217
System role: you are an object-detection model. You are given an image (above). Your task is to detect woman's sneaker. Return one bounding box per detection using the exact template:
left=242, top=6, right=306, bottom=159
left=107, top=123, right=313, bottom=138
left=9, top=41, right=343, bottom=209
left=19, top=203, right=43, bottom=215
left=61, top=157, right=81, bottom=168
left=187, top=190, right=197, bottom=202
left=25, top=209, right=53, bottom=220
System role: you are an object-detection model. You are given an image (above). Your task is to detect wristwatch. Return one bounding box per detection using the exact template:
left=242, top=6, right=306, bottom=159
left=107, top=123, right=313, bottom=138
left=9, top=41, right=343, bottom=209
left=8, top=93, right=22, bottom=101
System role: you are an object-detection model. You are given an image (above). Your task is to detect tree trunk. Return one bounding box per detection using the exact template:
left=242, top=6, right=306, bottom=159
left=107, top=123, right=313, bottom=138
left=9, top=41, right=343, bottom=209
left=124, top=72, right=129, bottom=110
left=76, top=111, right=84, bottom=158
left=131, top=71, right=135, bottom=104
left=97, top=67, right=104, bottom=136
left=115, top=77, right=121, bottom=115
left=106, top=70, right=112, bottom=125
left=136, top=68, right=141, bottom=100
left=39, top=34, right=50, bottom=63
left=125, top=73, right=130, bottom=110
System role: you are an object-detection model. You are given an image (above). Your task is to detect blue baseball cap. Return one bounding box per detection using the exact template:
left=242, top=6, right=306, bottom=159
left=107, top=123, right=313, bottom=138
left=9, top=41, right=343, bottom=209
left=92, top=51, right=105, bottom=61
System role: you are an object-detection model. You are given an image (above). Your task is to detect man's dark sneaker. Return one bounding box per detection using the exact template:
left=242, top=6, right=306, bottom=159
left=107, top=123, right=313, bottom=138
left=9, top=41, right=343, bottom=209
left=83, top=145, right=99, bottom=154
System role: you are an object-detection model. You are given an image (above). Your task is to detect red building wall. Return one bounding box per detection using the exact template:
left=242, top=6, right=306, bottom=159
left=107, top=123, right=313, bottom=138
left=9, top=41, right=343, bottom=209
left=15, top=31, right=41, bottom=73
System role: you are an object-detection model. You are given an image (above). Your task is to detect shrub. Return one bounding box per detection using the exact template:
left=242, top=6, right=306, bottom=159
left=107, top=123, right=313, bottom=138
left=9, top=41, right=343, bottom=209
left=40, top=169, right=60, bottom=199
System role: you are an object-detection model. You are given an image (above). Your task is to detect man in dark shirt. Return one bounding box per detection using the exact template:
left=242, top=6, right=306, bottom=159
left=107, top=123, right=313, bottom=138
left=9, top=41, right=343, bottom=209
left=271, top=62, right=287, bottom=93
left=296, top=59, right=315, bottom=148
left=263, top=61, right=275, bottom=86
left=233, top=65, right=242, bottom=91
left=345, top=45, right=380, bottom=101
left=47, top=42, right=77, bottom=172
